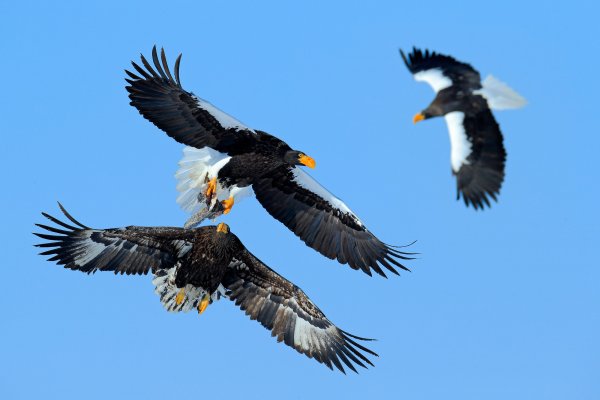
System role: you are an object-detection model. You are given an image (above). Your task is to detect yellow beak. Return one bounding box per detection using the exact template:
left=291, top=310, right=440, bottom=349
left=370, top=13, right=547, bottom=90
left=216, top=222, right=229, bottom=234
left=413, top=113, right=425, bottom=124
left=298, top=153, right=316, bottom=169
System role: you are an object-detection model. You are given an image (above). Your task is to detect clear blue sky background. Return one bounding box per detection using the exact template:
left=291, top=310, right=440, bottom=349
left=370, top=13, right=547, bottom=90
left=1, top=1, right=598, bottom=399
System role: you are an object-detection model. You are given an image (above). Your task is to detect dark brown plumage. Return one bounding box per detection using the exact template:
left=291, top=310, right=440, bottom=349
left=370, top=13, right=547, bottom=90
left=34, top=204, right=377, bottom=373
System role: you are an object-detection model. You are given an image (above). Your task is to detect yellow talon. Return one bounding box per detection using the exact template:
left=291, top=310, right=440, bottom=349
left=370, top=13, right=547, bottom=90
left=222, top=196, right=234, bottom=215
left=198, top=294, right=210, bottom=315
left=205, top=177, right=217, bottom=198
left=175, top=288, right=186, bottom=305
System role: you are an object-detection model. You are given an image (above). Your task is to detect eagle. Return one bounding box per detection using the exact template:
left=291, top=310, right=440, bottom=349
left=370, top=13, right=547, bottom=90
left=400, top=47, right=526, bottom=209
left=34, top=204, right=377, bottom=374
left=125, top=46, right=414, bottom=277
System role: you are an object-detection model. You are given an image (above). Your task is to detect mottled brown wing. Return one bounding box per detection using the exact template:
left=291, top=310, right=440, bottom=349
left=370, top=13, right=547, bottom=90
left=34, top=204, right=193, bottom=275
left=222, top=248, right=377, bottom=373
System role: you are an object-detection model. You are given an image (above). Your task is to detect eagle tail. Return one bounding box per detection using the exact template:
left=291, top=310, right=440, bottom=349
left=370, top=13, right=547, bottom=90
left=175, top=146, right=253, bottom=228
left=152, top=268, right=223, bottom=313
left=475, top=75, right=527, bottom=110
left=176, top=146, right=222, bottom=214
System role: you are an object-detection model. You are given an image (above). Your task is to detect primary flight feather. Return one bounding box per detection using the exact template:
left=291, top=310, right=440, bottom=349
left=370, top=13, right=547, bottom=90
left=126, top=46, right=415, bottom=277
left=35, top=204, right=377, bottom=374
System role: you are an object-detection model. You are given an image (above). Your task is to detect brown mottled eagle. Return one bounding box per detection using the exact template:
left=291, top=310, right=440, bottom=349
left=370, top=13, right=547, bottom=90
left=125, top=46, right=414, bottom=277
left=400, top=47, right=526, bottom=209
left=34, top=204, right=376, bottom=373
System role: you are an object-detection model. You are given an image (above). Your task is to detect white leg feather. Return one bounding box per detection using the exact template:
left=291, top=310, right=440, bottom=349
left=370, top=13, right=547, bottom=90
left=152, top=267, right=215, bottom=313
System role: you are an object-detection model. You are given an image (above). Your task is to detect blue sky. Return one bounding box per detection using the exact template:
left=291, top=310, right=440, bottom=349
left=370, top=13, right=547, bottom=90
left=1, top=1, right=599, bottom=399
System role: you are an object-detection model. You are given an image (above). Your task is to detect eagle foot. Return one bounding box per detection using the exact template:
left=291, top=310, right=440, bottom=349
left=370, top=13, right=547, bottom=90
left=221, top=197, right=235, bottom=215
left=205, top=177, right=218, bottom=200
left=175, top=288, right=186, bottom=305
left=197, top=293, right=210, bottom=315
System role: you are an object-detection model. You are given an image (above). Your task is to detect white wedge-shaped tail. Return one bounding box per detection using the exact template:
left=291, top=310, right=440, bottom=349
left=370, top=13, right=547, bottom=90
left=175, top=146, right=254, bottom=223
left=474, top=75, right=527, bottom=110
left=175, top=146, right=232, bottom=213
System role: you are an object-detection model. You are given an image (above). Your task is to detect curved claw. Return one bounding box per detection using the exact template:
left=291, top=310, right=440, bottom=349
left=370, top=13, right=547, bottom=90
left=205, top=177, right=217, bottom=199
left=175, top=288, right=186, bottom=305
left=222, top=197, right=234, bottom=215
left=198, top=294, right=210, bottom=315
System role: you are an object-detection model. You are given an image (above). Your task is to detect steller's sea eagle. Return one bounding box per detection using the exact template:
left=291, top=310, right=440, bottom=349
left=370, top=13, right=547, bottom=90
left=34, top=204, right=377, bottom=373
left=400, top=47, right=526, bottom=209
left=125, top=46, right=414, bottom=277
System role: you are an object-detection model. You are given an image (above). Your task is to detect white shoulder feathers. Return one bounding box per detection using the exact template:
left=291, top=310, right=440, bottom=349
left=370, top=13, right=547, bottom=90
left=413, top=68, right=453, bottom=93
left=291, top=167, right=364, bottom=227
left=192, top=95, right=255, bottom=132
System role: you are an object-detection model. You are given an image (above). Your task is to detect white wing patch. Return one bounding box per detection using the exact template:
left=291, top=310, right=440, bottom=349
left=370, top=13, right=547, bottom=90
left=444, top=111, right=472, bottom=172
left=172, top=240, right=193, bottom=258
left=414, top=68, right=453, bottom=93
left=474, top=75, right=527, bottom=110
left=192, top=95, right=255, bottom=132
left=70, top=230, right=106, bottom=266
left=291, top=168, right=364, bottom=227
left=288, top=297, right=336, bottom=353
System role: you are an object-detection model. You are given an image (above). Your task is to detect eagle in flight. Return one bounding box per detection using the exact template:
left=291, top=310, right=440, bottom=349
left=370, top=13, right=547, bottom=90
left=34, top=204, right=377, bottom=373
left=400, top=47, right=526, bottom=209
left=125, top=46, right=414, bottom=277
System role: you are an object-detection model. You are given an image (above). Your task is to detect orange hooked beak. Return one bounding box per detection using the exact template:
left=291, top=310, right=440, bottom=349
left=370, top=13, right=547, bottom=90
left=216, top=222, right=229, bottom=234
left=413, top=112, right=425, bottom=124
left=298, top=153, right=316, bottom=169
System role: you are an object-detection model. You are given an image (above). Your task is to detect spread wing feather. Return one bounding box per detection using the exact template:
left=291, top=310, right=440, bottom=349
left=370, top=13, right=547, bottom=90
left=252, top=166, right=415, bottom=277
left=126, top=46, right=256, bottom=153
left=454, top=105, right=506, bottom=209
left=223, top=249, right=377, bottom=373
left=400, top=47, right=481, bottom=90
left=34, top=204, right=193, bottom=275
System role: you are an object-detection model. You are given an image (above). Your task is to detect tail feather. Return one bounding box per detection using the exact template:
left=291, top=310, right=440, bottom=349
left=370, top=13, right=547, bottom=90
left=152, top=268, right=223, bottom=312
left=175, top=146, right=232, bottom=214
left=174, top=146, right=253, bottom=228
left=475, top=75, right=527, bottom=110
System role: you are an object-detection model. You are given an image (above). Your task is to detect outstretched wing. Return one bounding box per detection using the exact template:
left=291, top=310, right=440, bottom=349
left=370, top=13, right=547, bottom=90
left=34, top=204, right=193, bottom=275
left=125, top=46, right=257, bottom=154
left=252, top=166, right=414, bottom=277
left=444, top=104, right=506, bottom=209
left=400, top=47, right=481, bottom=92
left=223, top=248, right=377, bottom=373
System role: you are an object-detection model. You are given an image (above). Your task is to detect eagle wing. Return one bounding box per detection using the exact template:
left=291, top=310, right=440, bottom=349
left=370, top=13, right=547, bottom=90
left=34, top=204, right=193, bottom=275
left=125, top=46, right=256, bottom=154
left=400, top=47, right=481, bottom=92
left=222, top=248, right=377, bottom=373
left=252, top=166, right=414, bottom=277
left=444, top=102, right=506, bottom=209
